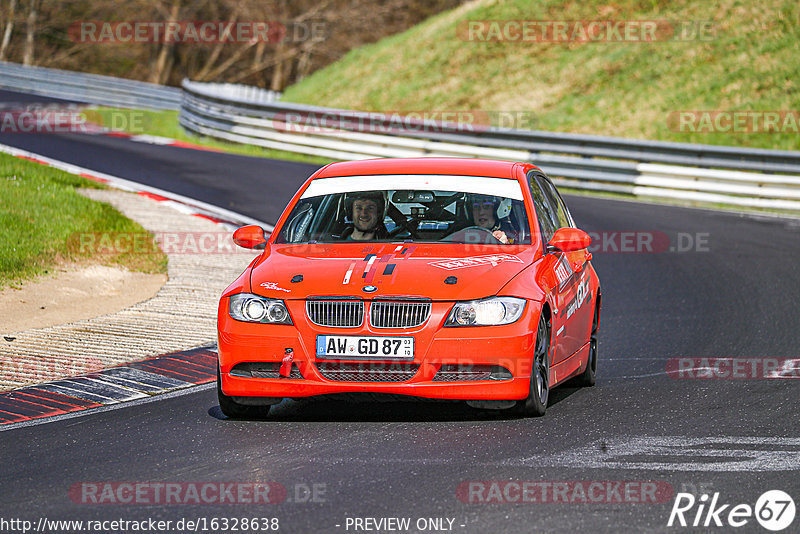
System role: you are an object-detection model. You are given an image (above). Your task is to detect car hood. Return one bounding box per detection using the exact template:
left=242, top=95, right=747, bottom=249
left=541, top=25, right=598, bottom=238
left=250, top=243, right=535, bottom=301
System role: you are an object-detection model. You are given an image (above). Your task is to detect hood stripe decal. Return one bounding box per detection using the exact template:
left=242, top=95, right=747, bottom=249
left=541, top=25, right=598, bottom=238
left=342, top=244, right=416, bottom=285
left=362, top=255, right=378, bottom=280
left=342, top=261, right=357, bottom=284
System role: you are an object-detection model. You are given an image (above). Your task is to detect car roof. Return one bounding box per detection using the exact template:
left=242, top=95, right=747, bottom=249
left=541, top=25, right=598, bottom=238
left=314, top=158, right=538, bottom=180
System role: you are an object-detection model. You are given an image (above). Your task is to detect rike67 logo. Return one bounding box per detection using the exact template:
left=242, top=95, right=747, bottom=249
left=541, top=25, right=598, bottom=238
left=668, top=490, right=795, bottom=531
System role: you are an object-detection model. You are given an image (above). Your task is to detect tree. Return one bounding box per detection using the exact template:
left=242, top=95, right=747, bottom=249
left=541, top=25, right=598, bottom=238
left=0, top=0, right=464, bottom=87
left=22, top=0, right=36, bottom=65
left=0, top=0, right=17, bottom=61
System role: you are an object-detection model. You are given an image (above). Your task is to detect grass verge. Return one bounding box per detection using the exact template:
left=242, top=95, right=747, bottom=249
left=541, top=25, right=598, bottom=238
left=0, top=152, right=167, bottom=288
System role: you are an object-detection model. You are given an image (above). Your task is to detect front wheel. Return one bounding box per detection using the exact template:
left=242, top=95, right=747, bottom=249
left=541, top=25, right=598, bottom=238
left=217, top=367, right=271, bottom=419
left=511, top=312, right=551, bottom=417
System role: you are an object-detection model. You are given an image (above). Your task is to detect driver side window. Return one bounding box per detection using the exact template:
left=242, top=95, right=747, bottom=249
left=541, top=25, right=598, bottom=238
left=281, top=201, right=314, bottom=242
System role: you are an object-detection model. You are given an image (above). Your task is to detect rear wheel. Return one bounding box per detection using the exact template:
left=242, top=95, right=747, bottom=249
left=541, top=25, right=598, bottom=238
left=217, top=367, right=271, bottom=419
left=512, top=312, right=551, bottom=417
left=573, top=300, right=599, bottom=387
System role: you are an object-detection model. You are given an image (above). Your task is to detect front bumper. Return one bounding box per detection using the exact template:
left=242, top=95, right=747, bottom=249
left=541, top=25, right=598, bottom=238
left=217, top=299, right=538, bottom=401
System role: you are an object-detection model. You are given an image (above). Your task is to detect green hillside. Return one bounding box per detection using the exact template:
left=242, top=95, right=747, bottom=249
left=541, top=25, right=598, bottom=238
left=282, top=0, right=800, bottom=151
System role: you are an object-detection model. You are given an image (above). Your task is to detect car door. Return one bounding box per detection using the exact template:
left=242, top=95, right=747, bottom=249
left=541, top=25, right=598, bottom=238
left=535, top=174, right=593, bottom=359
left=527, top=171, right=576, bottom=365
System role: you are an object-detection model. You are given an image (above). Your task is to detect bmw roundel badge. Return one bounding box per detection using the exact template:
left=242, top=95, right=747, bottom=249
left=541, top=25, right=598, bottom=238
left=362, top=285, right=378, bottom=293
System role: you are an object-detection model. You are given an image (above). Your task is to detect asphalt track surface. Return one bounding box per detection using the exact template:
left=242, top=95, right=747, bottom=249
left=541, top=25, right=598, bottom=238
left=1, top=90, right=799, bottom=533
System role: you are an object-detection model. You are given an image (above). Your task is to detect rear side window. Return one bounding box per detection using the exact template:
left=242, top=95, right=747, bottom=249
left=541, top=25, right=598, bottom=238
left=527, top=172, right=557, bottom=242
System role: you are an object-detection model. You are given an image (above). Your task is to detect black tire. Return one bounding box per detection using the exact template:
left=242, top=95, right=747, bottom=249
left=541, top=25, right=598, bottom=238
left=217, top=367, right=271, bottom=419
left=573, top=300, right=599, bottom=387
left=511, top=312, right=551, bottom=417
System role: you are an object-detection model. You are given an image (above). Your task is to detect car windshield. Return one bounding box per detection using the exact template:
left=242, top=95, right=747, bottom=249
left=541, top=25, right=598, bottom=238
left=275, top=174, right=531, bottom=245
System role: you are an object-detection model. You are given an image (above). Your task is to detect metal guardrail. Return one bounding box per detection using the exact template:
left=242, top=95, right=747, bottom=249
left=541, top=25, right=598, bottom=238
left=180, top=81, right=281, bottom=106
left=180, top=79, right=800, bottom=210
left=0, top=62, right=181, bottom=110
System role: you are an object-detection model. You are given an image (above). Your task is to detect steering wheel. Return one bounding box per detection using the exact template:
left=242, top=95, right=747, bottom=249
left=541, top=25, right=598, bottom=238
left=385, top=203, right=419, bottom=240
left=388, top=225, right=411, bottom=239
left=442, top=225, right=502, bottom=243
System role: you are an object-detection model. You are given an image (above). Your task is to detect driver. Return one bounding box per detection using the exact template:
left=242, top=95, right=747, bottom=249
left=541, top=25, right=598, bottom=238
left=343, top=191, right=387, bottom=241
left=469, top=194, right=511, bottom=244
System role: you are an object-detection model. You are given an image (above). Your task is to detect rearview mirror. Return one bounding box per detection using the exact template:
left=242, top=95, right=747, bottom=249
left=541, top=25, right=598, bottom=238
left=547, top=227, right=591, bottom=253
left=232, top=225, right=267, bottom=249
left=391, top=190, right=435, bottom=203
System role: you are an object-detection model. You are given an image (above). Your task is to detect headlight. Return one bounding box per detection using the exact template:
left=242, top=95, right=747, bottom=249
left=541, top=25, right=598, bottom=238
left=445, top=297, right=526, bottom=327
left=228, top=293, right=292, bottom=324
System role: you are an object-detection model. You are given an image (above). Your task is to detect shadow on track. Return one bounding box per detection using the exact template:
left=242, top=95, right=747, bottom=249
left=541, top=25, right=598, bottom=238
left=207, top=387, right=582, bottom=423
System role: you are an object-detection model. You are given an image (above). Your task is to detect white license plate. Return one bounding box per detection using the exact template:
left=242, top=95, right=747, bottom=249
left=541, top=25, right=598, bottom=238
left=316, top=335, right=414, bottom=360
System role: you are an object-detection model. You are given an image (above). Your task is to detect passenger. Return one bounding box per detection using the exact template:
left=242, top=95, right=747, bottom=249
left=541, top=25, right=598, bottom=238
left=469, top=194, right=512, bottom=244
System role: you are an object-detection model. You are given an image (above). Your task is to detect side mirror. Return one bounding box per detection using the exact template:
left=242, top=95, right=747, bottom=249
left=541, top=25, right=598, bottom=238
left=232, top=225, right=267, bottom=250
left=547, top=227, right=591, bottom=253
